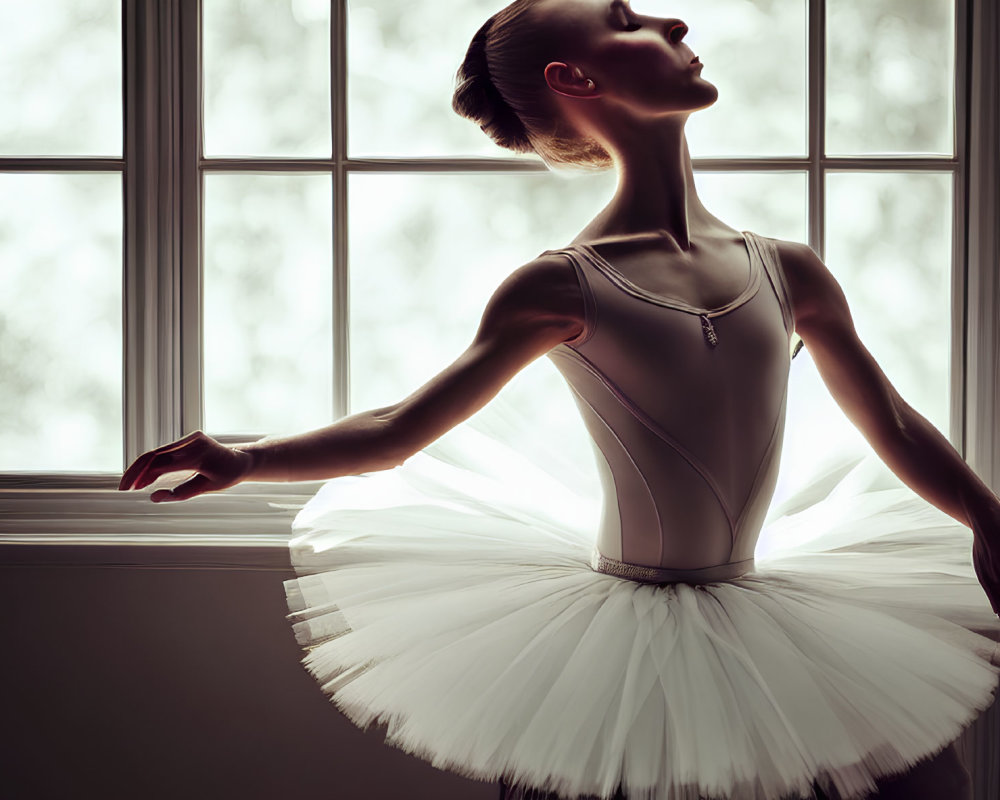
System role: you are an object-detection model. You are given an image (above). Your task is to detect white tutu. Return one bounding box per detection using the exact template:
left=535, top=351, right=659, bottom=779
left=284, top=398, right=1000, bottom=800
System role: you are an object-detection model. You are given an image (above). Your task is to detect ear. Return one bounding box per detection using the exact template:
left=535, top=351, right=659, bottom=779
left=544, top=62, right=600, bottom=99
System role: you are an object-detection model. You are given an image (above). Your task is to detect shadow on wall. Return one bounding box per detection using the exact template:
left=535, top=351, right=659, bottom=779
left=0, top=551, right=496, bottom=800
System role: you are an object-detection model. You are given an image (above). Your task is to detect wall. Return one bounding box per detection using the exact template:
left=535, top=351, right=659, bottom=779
left=0, top=545, right=496, bottom=800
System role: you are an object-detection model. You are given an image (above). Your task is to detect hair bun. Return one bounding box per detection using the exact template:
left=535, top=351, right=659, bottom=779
left=452, top=21, right=534, bottom=154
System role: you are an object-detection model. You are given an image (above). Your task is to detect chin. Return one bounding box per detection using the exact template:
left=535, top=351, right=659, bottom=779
left=690, top=80, right=720, bottom=110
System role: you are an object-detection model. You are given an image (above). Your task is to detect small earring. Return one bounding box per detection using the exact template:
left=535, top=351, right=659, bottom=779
left=585, top=78, right=595, bottom=90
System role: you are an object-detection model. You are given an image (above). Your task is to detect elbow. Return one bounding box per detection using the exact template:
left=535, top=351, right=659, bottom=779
left=854, top=390, right=913, bottom=457
left=382, top=443, right=413, bottom=470
left=879, top=393, right=921, bottom=457
left=890, top=393, right=917, bottom=444
left=372, top=405, right=421, bottom=470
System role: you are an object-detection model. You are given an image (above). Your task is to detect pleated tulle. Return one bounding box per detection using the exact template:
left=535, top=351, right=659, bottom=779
left=284, top=406, right=1000, bottom=800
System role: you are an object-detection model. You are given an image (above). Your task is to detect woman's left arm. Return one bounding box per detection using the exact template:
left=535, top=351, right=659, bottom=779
left=773, top=239, right=1000, bottom=611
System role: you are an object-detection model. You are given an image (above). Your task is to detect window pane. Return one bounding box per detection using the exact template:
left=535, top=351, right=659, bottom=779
left=693, top=171, right=807, bottom=242
left=637, top=0, right=808, bottom=158
left=0, top=173, right=122, bottom=471
left=0, top=1, right=121, bottom=156
left=826, top=0, right=954, bottom=156
left=349, top=172, right=615, bottom=463
left=776, top=172, right=952, bottom=501
left=348, top=0, right=526, bottom=158
left=827, top=172, right=951, bottom=426
left=204, top=174, right=333, bottom=434
left=204, top=0, right=331, bottom=157
left=349, top=0, right=806, bottom=159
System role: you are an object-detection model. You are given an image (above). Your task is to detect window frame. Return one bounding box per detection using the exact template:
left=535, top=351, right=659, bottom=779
left=1, top=0, right=998, bottom=540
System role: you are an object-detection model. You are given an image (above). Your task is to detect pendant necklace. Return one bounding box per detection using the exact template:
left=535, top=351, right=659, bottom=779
left=700, top=314, right=718, bottom=347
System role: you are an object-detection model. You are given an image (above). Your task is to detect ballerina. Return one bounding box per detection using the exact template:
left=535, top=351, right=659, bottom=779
left=120, top=1, right=1000, bottom=798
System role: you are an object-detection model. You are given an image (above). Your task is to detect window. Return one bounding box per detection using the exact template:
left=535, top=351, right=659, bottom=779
left=2, top=0, right=997, bottom=538
left=0, top=1, right=123, bottom=473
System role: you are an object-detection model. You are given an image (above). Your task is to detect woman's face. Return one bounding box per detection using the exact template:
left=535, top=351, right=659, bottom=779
left=533, top=0, right=718, bottom=116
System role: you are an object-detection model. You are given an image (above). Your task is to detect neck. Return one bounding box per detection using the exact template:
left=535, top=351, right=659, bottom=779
left=578, top=115, right=721, bottom=250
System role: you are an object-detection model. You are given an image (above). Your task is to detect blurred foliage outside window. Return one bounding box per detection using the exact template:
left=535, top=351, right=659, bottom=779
left=0, top=0, right=958, bottom=503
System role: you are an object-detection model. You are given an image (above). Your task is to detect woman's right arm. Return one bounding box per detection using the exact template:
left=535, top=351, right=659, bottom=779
left=119, top=253, right=584, bottom=502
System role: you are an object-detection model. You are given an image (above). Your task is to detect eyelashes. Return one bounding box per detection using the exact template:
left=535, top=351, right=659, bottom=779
left=612, top=1, right=689, bottom=41
left=611, top=0, right=641, bottom=31
left=616, top=5, right=641, bottom=31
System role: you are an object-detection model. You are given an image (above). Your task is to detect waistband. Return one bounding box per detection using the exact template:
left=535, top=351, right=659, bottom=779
left=590, top=547, right=755, bottom=585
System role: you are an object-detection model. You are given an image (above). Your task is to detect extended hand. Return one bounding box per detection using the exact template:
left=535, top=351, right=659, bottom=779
left=970, top=502, right=1000, bottom=616
left=118, top=430, right=254, bottom=502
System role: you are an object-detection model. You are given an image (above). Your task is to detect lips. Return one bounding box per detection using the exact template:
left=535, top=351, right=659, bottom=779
left=690, top=56, right=700, bottom=64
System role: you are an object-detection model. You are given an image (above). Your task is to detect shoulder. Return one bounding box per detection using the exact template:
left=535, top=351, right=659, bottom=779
left=770, top=237, right=825, bottom=286
left=769, top=237, right=851, bottom=332
left=476, top=251, right=585, bottom=344
left=482, top=251, right=584, bottom=325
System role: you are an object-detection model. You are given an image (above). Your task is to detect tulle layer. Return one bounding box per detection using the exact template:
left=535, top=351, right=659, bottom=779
left=284, top=422, right=1000, bottom=800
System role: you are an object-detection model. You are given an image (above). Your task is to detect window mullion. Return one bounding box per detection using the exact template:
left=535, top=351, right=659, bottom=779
left=180, top=0, right=204, bottom=436
left=952, top=0, right=971, bottom=452
left=123, top=0, right=185, bottom=467
left=333, top=0, right=349, bottom=419
left=807, top=0, right=825, bottom=261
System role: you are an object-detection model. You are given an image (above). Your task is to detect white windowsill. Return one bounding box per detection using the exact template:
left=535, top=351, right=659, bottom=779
left=0, top=478, right=322, bottom=565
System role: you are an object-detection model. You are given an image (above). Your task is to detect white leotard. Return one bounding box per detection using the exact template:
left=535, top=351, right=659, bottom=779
left=545, top=231, right=794, bottom=584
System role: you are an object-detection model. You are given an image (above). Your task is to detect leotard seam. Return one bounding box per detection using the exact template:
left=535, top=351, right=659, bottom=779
left=732, top=381, right=788, bottom=544
left=559, top=346, right=736, bottom=537
left=562, top=380, right=664, bottom=564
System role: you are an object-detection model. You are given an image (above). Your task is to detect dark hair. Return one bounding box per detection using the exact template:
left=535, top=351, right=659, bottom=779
left=451, top=0, right=612, bottom=170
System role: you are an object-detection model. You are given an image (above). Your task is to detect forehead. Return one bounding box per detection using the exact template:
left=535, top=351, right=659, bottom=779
left=531, top=0, right=619, bottom=34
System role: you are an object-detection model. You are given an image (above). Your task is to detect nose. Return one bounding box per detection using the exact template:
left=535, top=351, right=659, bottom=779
left=665, top=19, right=688, bottom=44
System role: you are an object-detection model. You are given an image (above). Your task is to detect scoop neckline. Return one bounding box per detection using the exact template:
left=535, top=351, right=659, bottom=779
left=572, top=230, right=760, bottom=318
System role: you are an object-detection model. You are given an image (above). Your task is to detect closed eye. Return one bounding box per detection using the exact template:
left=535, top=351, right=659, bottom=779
left=611, top=0, right=642, bottom=31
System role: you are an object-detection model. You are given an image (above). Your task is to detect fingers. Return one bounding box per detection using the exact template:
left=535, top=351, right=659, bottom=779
left=119, top=431, right=207, bottom=491
left=150, top=473, right=215, bottom=503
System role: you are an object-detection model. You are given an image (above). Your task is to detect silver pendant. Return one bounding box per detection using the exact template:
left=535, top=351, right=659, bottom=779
left=700, top=314, right=718, bottom=347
